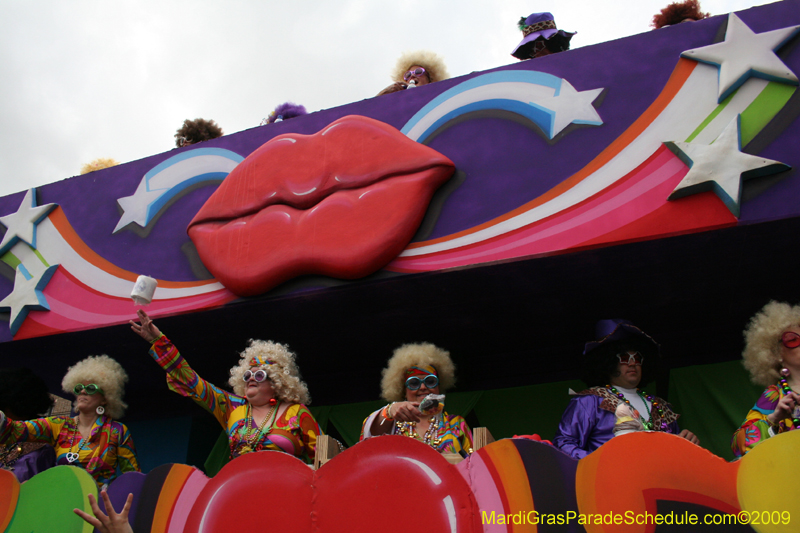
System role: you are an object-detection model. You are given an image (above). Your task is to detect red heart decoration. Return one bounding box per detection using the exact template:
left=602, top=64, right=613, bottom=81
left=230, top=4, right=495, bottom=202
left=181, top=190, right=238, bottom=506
left=184, top=435, right=480, bottom=533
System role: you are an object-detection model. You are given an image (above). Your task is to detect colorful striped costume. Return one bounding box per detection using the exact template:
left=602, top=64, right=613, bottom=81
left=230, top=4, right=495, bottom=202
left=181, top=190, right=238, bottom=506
left=360, top=408, right=473, bottom=455
left=732, top=384, right=797, bottom=457
left=0, top=413, right=139, bottom=485
left=150, top=335, right=319, bottom=462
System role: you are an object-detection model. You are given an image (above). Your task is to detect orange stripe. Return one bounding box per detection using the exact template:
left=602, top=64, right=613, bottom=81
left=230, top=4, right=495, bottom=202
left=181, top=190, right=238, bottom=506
left=0, top=469, right=19, bottom=532
left=150, top=464, right=195, bottom=533
left=406, top=58, right=697, bottom=250
left=49, top=207, right=218, bottom=289
left=483, top=439, right=536, bottom=532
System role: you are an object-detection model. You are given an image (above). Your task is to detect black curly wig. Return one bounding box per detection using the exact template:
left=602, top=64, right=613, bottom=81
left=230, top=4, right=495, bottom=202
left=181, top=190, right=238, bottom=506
left=175, top=118, right=224, bottom=148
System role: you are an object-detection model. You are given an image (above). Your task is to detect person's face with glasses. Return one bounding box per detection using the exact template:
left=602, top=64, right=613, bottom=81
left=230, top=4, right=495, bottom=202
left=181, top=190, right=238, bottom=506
left=243, top=366, right=276, bottom=407
left=403, top=65, right=431, bottom=86
left=609, top=349, right=643, bottom=389
left=404, top=372, right=440, bottom=402
left=780, top=327, right=800, bottom=371
left=73, top=381, right=107, bottom=414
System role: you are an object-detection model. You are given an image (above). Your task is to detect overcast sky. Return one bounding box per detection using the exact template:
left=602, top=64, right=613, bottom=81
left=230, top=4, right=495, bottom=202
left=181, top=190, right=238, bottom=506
left=0, top=0, right=770, bottom=199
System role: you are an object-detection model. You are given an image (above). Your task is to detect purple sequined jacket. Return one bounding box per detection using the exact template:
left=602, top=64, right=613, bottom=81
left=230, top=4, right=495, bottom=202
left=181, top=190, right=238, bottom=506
left=553, top=388, right=680, bottom=459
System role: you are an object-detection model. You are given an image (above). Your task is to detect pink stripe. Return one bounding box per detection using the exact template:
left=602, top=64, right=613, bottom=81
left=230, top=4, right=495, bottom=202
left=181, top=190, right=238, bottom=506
left=392, top=148, right=687, bottom=271
left=167, top=470, right=209, bottom=533
left=456, top=453, right=508, bottom=533
left=24, top=268, right=236, bottom=333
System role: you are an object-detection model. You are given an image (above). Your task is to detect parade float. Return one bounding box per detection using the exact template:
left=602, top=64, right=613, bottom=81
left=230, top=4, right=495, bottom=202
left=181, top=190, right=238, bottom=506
left=1, top=0, right=799, bottom=530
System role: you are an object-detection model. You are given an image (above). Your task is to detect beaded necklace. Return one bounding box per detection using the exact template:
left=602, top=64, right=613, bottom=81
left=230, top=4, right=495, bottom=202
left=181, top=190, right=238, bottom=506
left=395, top=415, right=443, bottom=449
left=235, top=401, right=279, bottom=455
left=66, top=416, right=99, bottom=463
left=606, top=385, right=667, bottom=431
left=778, top=377, right=800, bottom=428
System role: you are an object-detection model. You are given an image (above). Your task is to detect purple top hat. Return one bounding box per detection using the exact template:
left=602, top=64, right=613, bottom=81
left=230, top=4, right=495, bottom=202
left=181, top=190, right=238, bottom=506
left=511, top=12, right=576, bottom=60
left=583, top=319, right=659, bottom=355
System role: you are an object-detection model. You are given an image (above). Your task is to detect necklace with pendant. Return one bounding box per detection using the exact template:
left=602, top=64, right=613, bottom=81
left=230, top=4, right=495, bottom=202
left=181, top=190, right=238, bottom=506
left=396, top=415, right=444, bottom=449
left=235, top=401, right=279, bottom=455
left=606, top=385, right=667, bottom=431
left=66, top=417, right=95, bottom=463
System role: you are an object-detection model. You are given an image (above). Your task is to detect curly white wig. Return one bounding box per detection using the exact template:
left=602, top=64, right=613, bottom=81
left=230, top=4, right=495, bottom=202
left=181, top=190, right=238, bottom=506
left=380, top=343, right=456, bottom=402
left=742, top=301, right=800, bottom=387
left=228, top=340, right=311, bottom=405
left=61, top=355, right=129, bottom=419
left=390, top=50, right=450, bottom=84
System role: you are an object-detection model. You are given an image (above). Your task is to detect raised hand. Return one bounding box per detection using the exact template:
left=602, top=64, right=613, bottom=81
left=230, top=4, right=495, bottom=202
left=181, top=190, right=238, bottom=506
left=73, top=491, right=133, bottom=533
left=130, top=309, right=161, bottom=343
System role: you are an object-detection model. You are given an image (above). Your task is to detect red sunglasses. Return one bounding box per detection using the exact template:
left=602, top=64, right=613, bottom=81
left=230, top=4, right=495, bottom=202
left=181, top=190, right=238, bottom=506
left=781, top=331, right=800, bottom=349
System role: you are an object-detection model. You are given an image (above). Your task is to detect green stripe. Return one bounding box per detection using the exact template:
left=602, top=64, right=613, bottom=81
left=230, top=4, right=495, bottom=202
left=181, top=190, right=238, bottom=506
left=685, top=82, right=796, bottom=145
left=685, top=91, right=734, bottom=142
left=1, top=251, right=21, bottom=270
left=740, top=83, right=796, bottom=146
left=32, top=248, right=50, bottom=266
left=2, top=249, right=50, bottom=272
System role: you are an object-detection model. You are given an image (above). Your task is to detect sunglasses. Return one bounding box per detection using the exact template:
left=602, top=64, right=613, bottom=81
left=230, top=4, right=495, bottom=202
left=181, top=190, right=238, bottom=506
left=405, top=374, right=439, bottom=391
left=781, top=331, right=800, bottom=349
left=73, top=383, right=104, bottom=395
left=616, top=351, right=644, bottom=366
left=243, top=369, right=269, bottom=383
left=403, top=67, right=427, bottom=81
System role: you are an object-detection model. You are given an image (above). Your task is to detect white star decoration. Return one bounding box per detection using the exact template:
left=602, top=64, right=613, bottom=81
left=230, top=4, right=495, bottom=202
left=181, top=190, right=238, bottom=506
left=681, top=13, right=800, bottom=103
left=544, top=79, right=604, bottom=138
left=665, top=116, right=791, bottom=217
left=113, top=179, right=162, bottom=233
left=0, top=264, right=59, bottom=336
left=0, top=188, right=57, bottom=255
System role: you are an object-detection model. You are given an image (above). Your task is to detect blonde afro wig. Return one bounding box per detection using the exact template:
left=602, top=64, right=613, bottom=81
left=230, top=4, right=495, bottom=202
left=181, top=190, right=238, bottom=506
left=228, top=340, right=311, bottom=405
left=390, top=50, right=450, bottom=84
left=80, top=158, right=119, bottom=175
left=61, top=355, right=129, bottom=419
left=742, top=301, right=800, bottom=387
left=380, top=343, right=456, bottom=402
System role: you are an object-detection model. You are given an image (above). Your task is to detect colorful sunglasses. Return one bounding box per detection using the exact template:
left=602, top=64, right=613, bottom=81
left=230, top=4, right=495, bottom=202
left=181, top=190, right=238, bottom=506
left=616, top=351, right=644, bottom=366
left=781, top=331, right=800, bottom=349
left=243, top=369, right=269, bottom=383
left=403, top=67, right=426, bottom=81
left=73, top=383, right=104, bottom=395
left=405, top=374, right=439, bottom=390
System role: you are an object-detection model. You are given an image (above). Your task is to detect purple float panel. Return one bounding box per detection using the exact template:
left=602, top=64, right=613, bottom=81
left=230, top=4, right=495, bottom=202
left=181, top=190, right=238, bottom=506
left=0, top=0, right=798, bottom=342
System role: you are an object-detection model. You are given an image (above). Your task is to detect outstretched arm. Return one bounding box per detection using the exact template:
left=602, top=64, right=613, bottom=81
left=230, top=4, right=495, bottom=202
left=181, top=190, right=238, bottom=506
left=74, top=492, right=133, bottom=533
left=363, top=402, right=422, bottom=439
left=134, top=311, right=240, bottom=429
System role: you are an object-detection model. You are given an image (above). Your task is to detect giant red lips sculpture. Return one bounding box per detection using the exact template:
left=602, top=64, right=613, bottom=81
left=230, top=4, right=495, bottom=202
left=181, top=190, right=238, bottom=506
left=188, top=115, right=455, bottom=297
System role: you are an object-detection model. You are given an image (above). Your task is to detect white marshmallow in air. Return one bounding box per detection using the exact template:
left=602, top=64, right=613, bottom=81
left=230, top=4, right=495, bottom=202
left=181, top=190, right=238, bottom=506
left=131, top=275, right=158, bottom=305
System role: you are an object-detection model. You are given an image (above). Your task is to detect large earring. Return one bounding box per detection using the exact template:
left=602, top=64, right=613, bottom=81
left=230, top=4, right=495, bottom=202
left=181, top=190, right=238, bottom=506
left=780, top=366, right=791, bottom=377
left=96, top=405, right=105, bottom=415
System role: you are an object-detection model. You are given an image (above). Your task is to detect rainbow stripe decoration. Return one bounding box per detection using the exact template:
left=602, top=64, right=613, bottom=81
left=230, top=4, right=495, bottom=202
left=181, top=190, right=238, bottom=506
left=388, top=59, right=796, bottom=273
